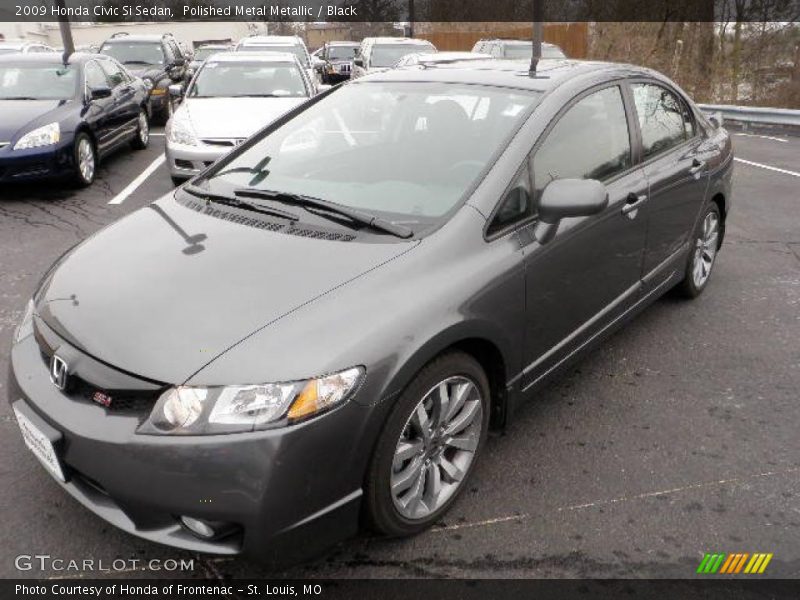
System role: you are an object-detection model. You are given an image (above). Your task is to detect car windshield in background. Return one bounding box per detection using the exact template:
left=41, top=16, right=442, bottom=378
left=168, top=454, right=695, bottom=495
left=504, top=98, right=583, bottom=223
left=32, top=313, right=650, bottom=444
left=194, top=47, right=227, bottom=61
left=328, top=45, right=358, bottom=60
left=0, top=64, right=77, bottom=100
left=203, top=82, right=539, bottom=220
left=241, top=45, right=308, bottom=67
left=371, top=44, right=436, bottom=68
left=188, top=61, right=307, bottom=98
left=100, top=42, right=164, bottom=66
left=503, top=44, right=565, bottom=59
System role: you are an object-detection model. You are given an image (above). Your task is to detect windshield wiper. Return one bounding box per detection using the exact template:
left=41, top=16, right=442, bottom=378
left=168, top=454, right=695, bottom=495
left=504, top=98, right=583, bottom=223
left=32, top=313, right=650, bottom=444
left=183, top=184, right=299, bottom=221
left=234, top=188, right=413, bottom=239
left=2, top=96, right=39, bottom=100
left=123, top=60, right=157, bottom=66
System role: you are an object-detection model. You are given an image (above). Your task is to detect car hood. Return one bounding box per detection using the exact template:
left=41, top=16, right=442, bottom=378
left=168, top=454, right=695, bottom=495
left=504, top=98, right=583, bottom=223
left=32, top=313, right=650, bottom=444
left=182, top=97, right=305, bottom=139
left=0, top=99, right=66, bottom=141
left=36, top=192, right=415, bottom=384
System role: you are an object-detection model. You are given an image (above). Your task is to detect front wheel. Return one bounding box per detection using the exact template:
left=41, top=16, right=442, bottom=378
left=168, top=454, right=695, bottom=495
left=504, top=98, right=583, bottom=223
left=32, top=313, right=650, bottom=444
left=365, top=352, right=490, bottom=537
left=130, top=109, right=150, bottom=149
left=72, top=133, right=96, bottom=187
left=675, top=203, right=721, bottom=298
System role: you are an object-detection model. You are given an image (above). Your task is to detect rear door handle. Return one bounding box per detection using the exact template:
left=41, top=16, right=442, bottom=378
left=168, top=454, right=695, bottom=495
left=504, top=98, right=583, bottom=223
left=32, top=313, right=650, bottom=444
left=622, top=192, right=647, bottom=217
left=689, top=158, right=707, bottom=178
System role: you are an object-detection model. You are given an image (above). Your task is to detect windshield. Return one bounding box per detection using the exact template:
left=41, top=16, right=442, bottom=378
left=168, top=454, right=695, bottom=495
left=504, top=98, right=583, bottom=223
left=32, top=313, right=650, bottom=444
left=188, top=61, right=307, bottom=98
left=239, top=44, right=308, bottom=67
left=0, top=64, right=78, bottom=99
left=503, top=44, right=565, bottom=59
left=194, top=47, right=227, bottom=61
left=371, top=44, right=436, bottom=68
left=100, top=42, right=164, bottom=66
left=202, top=82, right=539, bottom=221
left=328, top=45, right=358, bottom=60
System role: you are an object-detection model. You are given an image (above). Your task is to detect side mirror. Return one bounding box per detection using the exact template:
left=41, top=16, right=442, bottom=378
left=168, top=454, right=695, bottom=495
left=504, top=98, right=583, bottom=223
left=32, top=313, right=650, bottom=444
left=533, top=178, right=608, bottom=244
left=311, top=56, right=325, bottom=71
left=353, top=57, right=364, bottom=68
left=707, top=111, right=723, bottom=129
left=90, top=86, right=112, bottom=100
left=168, top=84, right=183, bottom=98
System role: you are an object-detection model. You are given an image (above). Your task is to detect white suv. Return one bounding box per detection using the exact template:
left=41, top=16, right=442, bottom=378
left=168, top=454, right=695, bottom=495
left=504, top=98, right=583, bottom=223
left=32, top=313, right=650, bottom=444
left=352, top=37, right=437, bottom=79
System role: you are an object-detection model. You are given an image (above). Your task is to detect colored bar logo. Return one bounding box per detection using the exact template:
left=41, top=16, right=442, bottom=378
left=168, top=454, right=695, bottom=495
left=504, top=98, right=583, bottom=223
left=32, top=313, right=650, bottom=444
left=697, top=552, right=773, bottom=574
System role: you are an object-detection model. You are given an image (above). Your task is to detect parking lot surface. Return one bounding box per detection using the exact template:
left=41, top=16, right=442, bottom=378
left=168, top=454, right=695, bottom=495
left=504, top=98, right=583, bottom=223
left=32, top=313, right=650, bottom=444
left=1, top=133, right=798, bottom=580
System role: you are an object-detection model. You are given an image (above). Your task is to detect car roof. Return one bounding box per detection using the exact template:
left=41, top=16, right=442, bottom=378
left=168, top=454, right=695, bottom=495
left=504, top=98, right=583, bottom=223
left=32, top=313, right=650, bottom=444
left=240, top=36, right=301, bottom=45
left=205, top=51, right=297, bottom=64
left=366, top=37, right=435, bottom=45
left=411, top=52, right=489, bottom=61
left=103, top=34, right=169, bottom=43
left=0, top=52, right=97, bottom=65
left=358, top=59, right=656, bottom=93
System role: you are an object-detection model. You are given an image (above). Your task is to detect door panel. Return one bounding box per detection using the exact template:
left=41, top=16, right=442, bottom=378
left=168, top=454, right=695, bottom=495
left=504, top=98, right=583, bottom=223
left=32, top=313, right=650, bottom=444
left=630, top=82, right=711, bottom=283
left=83, top=61, right=114, bottom=152
left=518, top=84, right=648, bottom=390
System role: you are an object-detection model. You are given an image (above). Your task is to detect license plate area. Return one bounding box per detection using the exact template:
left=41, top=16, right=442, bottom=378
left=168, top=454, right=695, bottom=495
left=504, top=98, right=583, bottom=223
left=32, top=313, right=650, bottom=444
left=13, top=405, right=66, bottom=483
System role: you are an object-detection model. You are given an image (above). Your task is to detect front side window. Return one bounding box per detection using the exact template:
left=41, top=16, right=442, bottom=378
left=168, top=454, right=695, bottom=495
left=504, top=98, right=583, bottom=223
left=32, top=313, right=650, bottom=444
left=202, top=82, right=539, bottom=224
left=532, top=85, right=631, bottom=200
left=0, top=64, right=78, bottom=100
left=488, top=167, right=534, bottom=235
left=632, top=83, right=693, bottom=159
left=98, top=59, right=126, bottom=87
left=85, top=61, right=109, bottom=90
left=188, top=61, right=308, bottom=98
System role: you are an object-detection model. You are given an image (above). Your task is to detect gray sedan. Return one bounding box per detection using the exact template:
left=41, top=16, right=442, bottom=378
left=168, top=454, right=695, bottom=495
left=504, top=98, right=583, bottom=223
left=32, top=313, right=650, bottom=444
left=9, top=58, right=732, bottom=563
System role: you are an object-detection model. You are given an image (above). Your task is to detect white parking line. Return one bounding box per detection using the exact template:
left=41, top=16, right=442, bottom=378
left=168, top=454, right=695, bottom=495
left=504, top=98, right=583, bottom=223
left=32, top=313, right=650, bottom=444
left=734, top=132, right=788, bottom=143
left=734, top=157, right=800, bottom=178
left=108, top=154, right=166, bottom=205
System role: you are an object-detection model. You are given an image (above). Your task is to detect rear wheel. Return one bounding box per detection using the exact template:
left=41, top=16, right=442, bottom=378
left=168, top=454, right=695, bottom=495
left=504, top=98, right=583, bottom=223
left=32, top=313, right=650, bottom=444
left=72, top=133, right=96, bottom=187
left=365, top=352, right=489, bottom=536
left=675, top=203, right=721, bottom=298
left=130, top=109, right=150, bottom=149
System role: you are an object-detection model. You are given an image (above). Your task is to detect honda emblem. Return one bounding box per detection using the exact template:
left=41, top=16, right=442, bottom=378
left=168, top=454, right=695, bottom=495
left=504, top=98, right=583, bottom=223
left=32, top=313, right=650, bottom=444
left=50, top=355, right=68, bottom=391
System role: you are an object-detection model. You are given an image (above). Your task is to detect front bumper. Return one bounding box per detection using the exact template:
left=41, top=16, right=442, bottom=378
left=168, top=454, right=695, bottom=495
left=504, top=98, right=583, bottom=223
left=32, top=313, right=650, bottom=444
left=8, top=332, right=374, bottom=562
left=165, top=140, right=227, bottom=181
left=0, top=138, right=75, bottom=183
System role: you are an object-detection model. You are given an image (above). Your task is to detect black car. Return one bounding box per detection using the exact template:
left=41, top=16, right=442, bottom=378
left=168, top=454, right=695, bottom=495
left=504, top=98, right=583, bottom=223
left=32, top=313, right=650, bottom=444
left=314, top=41, right=359, bottom=83
left=0, top=53, right=150, bottom=186
left=99, top=32, right=187, bottom=124
left=9, top=59, right=732, bottom=563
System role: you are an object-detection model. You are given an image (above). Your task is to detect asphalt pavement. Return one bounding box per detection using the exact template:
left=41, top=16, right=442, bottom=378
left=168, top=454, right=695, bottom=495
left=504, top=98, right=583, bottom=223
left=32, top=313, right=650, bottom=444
left=0, top=131, right=798, bottom=580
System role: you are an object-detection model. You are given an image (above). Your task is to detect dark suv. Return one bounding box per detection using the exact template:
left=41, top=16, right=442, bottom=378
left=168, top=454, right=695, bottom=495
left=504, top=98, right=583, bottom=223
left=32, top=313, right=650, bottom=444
left=99, top=32, right=187, bottom=124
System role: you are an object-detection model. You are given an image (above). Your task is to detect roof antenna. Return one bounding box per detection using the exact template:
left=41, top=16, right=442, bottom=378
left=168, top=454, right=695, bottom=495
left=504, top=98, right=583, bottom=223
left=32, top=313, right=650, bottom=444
left=55, top=0, right=75, bottom=65
left=528, top=0, right=543, bottom=76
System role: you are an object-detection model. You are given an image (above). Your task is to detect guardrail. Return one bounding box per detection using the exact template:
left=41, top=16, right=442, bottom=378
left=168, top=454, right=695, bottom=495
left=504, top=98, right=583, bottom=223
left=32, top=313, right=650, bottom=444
left=698, top=104, right=800, bottom=128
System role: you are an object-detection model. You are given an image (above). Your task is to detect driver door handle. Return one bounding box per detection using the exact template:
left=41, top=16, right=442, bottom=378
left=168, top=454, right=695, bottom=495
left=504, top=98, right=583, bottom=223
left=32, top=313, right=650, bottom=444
left=689, top=158, right=707, bottom=178
left=622, top=192, right=647, bottom=216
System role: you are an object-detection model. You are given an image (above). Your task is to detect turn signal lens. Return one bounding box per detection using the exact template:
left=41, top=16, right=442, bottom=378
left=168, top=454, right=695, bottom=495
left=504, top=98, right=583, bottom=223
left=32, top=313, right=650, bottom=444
left=287, top=367, right=363, bottom=421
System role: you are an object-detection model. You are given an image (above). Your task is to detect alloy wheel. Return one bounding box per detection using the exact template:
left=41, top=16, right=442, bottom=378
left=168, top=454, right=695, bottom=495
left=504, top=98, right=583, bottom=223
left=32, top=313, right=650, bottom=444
left=692, top=211, right=719, bottom=288
left=391, top=376, right=483, bottom=520
left=138, top=111, right=149, bottom=145
left=77, top=137, right=95, bottom=184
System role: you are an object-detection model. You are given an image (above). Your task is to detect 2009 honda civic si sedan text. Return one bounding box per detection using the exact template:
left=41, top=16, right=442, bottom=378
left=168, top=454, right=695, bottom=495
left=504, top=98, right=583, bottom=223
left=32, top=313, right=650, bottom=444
left=9, top=59, right=732, bottom=563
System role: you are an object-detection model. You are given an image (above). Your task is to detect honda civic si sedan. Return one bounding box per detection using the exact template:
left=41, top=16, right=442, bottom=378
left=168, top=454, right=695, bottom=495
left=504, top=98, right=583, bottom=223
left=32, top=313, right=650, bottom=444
left=9, top=59, right=732, bottom=563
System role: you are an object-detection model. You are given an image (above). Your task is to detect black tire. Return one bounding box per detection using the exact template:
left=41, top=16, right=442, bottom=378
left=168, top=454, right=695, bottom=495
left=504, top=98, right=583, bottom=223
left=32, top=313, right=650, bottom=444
left=156, top=97, right=173, bottom=126
left=130, top=108, right=150, bottom=150
left=365, top=351, right=490, bottom=537
left=674, top=203, right=722, bottom=298
left=170, top=175, right=187, bottom=187
left=71, top=132, right=96, bottom=188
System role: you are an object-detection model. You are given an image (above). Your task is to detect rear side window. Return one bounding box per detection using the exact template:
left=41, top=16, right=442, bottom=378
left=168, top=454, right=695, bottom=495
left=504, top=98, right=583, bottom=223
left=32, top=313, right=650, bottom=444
left=632, top=83, right=695, bottom=159
left=532, top=85, right=632, bottom=200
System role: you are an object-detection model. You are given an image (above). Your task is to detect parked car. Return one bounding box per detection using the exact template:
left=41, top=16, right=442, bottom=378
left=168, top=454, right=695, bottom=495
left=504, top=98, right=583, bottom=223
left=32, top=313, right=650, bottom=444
left=0, top=40, right=57, bottom=55
left=313, top=41, right=360, bottom=84
left=186, top=44, right=231, bottom=78
left=393, top=51, right=491, bottom=68
left=352, top=37, right=437, bottom=79
left=234, top=35, right=315, bottom=88
left=472, top=39, right=567, bottom=60
left=9, top=59, right=731, bottom=563
left=165, top=52, right=314, bottom=185
left=0, top=53, right=150, bottom=186
left=99, top=32, right=188, bottom=124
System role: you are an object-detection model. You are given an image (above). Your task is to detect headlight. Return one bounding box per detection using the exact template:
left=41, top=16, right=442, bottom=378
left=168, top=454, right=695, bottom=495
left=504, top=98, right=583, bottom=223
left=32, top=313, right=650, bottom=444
left=138, top=366, right=364, bottom=435
left=166, top=111, right=198, bottom=146
left=142, top=77, right=154, bottom=92
left=14, top=122, right=60, bottom=150
left=13, top=300, right=35, bottom=344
